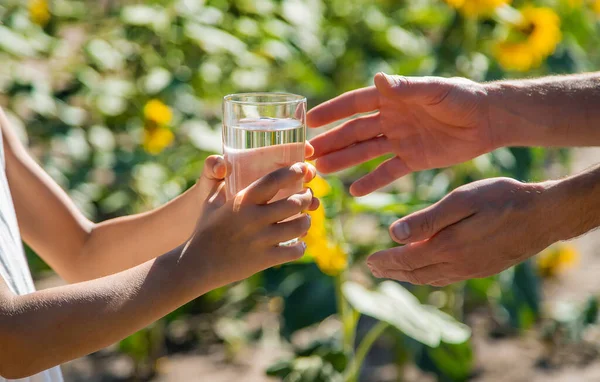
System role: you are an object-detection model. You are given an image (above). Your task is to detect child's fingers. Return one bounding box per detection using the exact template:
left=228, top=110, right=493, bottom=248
left=242, top=163, right=309, bottom=204
left=303, top=163, right=317, bottom=183
left=263, top=214, right=311, bottom=244
left=266, top=241, right=307, bottom=266
left=262, top=189, right=314, bottom=223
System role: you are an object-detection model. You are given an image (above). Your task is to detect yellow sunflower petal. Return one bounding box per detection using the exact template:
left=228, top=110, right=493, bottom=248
left=144, top=99, right=173, bottom=126
left=28, top=0, right=51, bottom=26
left=446, top=0, right=510, bottom=18
left=494, top=6, right=561, bottom=72
left=143, top=126, right=174, bottom=155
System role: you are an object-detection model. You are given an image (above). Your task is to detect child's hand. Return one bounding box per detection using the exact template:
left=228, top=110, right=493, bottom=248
left=195, top=142, right=313, bottom=203
left=187, top=162, right=319, bottom=289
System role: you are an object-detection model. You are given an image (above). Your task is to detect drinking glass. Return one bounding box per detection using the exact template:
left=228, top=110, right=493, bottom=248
left=222, top=93, right=307, bottom=243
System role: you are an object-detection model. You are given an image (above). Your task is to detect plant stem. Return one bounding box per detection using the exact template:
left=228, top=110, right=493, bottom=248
left=346, top=321, right=390, bottom=382
left=335, top=274, right=354, bottom=355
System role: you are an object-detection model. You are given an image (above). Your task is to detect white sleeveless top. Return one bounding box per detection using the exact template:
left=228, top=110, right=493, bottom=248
left=0, top=132, right=64, bottom=381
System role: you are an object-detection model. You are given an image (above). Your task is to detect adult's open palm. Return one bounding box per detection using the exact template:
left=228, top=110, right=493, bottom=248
left=307, top=73, right=495, bottom=196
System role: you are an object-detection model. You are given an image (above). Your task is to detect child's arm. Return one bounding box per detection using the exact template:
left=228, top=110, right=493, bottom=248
left=1, top=109, right=313, bottom=282
left=0, top=162, right=317, bottom=379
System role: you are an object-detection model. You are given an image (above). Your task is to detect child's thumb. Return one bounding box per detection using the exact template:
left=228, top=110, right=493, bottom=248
left=201, top=155, right=226, bottom=181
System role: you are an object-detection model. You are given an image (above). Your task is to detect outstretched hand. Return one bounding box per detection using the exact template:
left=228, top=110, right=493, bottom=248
left=366, top=178, right=562, bottom=286
left=308, top=73, right=494, bottom=196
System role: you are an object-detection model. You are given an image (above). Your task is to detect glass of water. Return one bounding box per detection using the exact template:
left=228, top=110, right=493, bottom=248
left=222, top=93, right=307, bottom=201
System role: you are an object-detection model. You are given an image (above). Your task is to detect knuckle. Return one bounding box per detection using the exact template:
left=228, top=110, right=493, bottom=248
left=289, top=217, right=308, bottom=236
left=419, top=213, right=436, bottom=235
left=301, top=214, right=311, bottom=231
left=287, top=196, right=304, bottom=210
left=450, top=188, right=477, bottom=210
left=407, top=272, right=424, bottom=285
left=264, top=171, right=280, bottom=187
left=290, top=163, right=306, bottom=177
left=288, top=245, right=305, bottom=260
left=379, top=270, right=392, bottom=280
left=391, top=254, right=414, bottom=271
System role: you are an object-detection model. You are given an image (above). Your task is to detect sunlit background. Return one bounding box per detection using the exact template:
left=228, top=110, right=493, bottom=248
left=2, top=0, right=600, bottom=381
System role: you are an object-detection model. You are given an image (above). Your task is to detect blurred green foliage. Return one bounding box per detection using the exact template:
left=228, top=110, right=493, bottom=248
left=1, top=0, right=599, bottom=380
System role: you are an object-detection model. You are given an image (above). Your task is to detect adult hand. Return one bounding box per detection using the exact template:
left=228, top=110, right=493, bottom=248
left=366, top=177, right=564, bottom=286
left=307, top=73, right=494, bottom=196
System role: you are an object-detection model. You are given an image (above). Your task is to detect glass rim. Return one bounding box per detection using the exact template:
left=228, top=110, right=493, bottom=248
left=223, top=92, right=306, bottom=106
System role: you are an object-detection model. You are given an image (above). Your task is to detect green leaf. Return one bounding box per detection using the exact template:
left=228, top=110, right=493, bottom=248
left=143, top=67, right=172, bottom=95
left=266, top=360, right=293, bottom=377
left=121, top=5, right=170, bottom=30
left=0, top=26, right=36, bottom=57
left=583, top=296, right=599, bottom=325
left=184, top=23, right=246, bottom=55
left=343, top=281, right=470, bottom=347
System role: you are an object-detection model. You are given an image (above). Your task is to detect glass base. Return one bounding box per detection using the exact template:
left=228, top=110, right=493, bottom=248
left=279, top=238, right=299, bottom=247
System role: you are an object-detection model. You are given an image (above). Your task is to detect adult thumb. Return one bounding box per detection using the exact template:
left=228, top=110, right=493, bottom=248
left=374, top=72, right=451, bottom=105
left=389, top=191, right=474, bottom=244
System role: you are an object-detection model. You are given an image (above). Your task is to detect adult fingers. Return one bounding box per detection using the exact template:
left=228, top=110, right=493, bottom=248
left=308, top=114, right=381, bottom=159
left=367, top=241, right=445, bottom=273
left=307, top=86, right=380, bottom=128
left=305, top=141, right=315, bottom=158
left=370, top=262, right=452, bottom=285
left=349, top=157, right=411, bottom=196
left=315, top=136, right=391, bottom=174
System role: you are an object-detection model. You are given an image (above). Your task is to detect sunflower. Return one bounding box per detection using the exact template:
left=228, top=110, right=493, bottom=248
left=494, top=6, right=561, bottom=72
left=303, top=175, right=348, bottom=276
left=445, top=0, right=510, bottom=18
left=144, top=99, right=173, bottom=126
left=143, top=126, right=174, bottom=155
left=28, top=0, right=51, bottom=26
left=536, top=243, right=579, bottom=278
left=142, top=99, right=174, bottom=154
left=593, top=0, right=600, bottom=15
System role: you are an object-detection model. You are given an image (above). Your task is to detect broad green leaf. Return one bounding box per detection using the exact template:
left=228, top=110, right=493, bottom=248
left=343, top=281, right=471, bottom=347
left=343, top=281, right=439, bottom=346
left=421, top=305, right=471, bottom=344
left=0, top=26, right=35, bottom=57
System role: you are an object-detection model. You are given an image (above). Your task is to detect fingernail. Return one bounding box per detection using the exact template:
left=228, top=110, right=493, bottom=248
left=301, top=241, right=307, bottom=251
left=307, top=214, right=312, bottom=225
left=382, top=72, right=395, bottom=84
left=392, top=222, right=410, bottom=241
left=292, top=163, right=306, bottom=174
